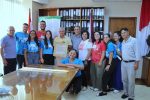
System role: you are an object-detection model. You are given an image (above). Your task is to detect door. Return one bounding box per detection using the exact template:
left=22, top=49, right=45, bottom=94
left=109, top=17, right=137, bottom=37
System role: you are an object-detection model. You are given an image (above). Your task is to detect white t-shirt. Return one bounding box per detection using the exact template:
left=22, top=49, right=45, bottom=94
left=78, top=39, right=92, bottom=61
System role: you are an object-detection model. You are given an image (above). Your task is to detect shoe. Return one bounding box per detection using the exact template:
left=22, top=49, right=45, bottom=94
left=97, top=92, right=107, bottom=96
left=121, top=94, right=128, bottom=99
left=89, top=87, right=94, bottom=90
left=107, top=88, right=114, bottom=92
left=93, top=88, right=99, bottom=91
left=128, top=98, right=134, bottom=100
left=113, top=90, right=119, bottom=93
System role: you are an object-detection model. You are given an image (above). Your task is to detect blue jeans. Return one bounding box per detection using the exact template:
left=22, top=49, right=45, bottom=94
left=27, top=53, right=39, bottom=65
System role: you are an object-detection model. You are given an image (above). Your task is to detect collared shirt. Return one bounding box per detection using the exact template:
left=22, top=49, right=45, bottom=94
left=106, top=42, right=117, bottom=58
left=15, top=32, right=29, bottom=55
left=122, top=36, right=139, bottom=61
left=53, top=36, right=72, bottom=57
left=24, top=41, right=39, bottom=52
left=71, top=34, right=82, bottom=51
left=61, top=57, right=84, bottom=77
left=40, top=40, right=53, bottom=54
left=0, top=35, right=16, bottom=58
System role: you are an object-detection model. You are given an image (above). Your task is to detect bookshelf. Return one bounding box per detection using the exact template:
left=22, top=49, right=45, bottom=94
left=39, top=7, right=105, bottom=36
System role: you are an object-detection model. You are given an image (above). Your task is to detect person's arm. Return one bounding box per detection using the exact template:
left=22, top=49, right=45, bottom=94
left=105, top=52, right=113, bottom=71
left=98, top=51, right=105, bottom=66
left=133, top=39, right=139, bottom=70
left=40, top=48, right=44, bottom=63
left=0, top=47, right=7, bottom=66
left=24, top=49, right=28, bottom=66
left=85, top=48, right=91, bottom=60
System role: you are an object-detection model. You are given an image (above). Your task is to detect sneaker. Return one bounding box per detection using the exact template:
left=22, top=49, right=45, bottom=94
left=97, top=92, right=107, bottom=96
left=113, top=90, right=119, bottom=93
left=93, top=88, right=99, bottom=91
left=121, top=94, right=128, bottom=99
left=89, top=87, right=94, bottom=90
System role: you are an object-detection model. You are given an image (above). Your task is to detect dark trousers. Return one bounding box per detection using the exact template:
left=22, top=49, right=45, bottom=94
left=81, top=60, right=91, bottom=87
left=102, top=58, right=117, bottom=92
left=43, top=54, right=54, bottom=65
left=4, top=58, right=17, bottom=75
left=66, top=76, right=82, bottom=94
left=17, top=54, right=25, bottom=69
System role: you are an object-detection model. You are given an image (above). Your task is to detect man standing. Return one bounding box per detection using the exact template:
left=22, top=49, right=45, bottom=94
left=37, top=20, right=46, bottom=40
left=0, top=26, right=17, bottom=75
left=71, top=26, right=82, bottom=52
left=121, top=28, right=139, bottom=100
left=15, top=23, right=29, bottom=69
left=53, top=27, right=72, bottom=64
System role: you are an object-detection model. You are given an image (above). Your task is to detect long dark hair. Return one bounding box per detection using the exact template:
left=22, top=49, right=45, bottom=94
left=44, top=30, right=53, bottom=49
left=113, top=31, right=123, bottom=43
left=92, top=31, right=102, bottom=43
left=27, top=30, right=39, bottom=47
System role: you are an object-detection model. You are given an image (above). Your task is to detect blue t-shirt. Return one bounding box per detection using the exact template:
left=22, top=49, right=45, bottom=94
left=106, top=42, right=117, bottom=58
left=24, top=41, right=39, bottom=52
left=40, top=40, right=53, bottom=54
left=61, top=58, right=84, bottom=77
left=115, top=42, right=122, bottom=54
left=15, top=32, right=29, bottom=55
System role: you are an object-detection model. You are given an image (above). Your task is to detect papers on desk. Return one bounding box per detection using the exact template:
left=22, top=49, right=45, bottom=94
left=0, top=86, right=12, bottom=95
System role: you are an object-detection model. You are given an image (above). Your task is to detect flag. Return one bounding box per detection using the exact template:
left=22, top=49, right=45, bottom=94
left=89, top=9, right=94, bottom=40
left=28, top=8, right=32, bottom=33
left=138, top=0, right=150, bottom=57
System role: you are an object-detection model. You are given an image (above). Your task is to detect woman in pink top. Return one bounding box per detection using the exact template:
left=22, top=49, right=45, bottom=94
left=90, top=32, right=106, bottom=91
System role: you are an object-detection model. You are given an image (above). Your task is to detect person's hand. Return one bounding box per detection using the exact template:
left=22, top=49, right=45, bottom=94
left=105, top=65, right=110, bottom=71
left=98, top=61, right=102, bottom=67
left=3, top=59, right=8, bottom=66
left=134, top=62, right=138, bottom=70
left=40, top=58, right=44, bottom=64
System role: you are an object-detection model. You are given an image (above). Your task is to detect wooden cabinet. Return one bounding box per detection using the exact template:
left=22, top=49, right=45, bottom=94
left=142, top=57, right=150, bottom=86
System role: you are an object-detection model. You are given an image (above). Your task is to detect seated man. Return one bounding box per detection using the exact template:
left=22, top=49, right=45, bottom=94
left=57, top=49, right=84, bottom=94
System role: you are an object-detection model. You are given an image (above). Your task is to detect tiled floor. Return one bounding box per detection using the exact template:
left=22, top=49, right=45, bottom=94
left=62, top=85, right=150, bottom=100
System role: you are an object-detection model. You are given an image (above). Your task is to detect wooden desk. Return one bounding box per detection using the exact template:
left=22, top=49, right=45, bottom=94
left=142, top=57, right=150, bottom=86
left=0, top=65, right=78, bottom=100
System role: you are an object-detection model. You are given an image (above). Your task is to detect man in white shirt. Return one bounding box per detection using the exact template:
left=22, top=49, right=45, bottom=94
left=120, top=28, right=139, bottom=100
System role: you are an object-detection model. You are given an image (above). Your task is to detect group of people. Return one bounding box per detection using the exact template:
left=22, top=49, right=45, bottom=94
left=0, top=20, right=139, bottom=100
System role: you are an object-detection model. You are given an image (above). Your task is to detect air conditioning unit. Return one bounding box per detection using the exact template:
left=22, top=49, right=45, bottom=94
left=32, top=0, right=49, bottom=4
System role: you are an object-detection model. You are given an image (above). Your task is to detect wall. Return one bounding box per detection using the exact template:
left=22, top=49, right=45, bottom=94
left=32, top=1, right=43, bottom=30
left=33, top=0, right=142, bottom=78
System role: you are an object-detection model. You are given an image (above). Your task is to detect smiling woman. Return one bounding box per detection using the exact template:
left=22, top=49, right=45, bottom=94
left=0, top=0, right=32, bottom=74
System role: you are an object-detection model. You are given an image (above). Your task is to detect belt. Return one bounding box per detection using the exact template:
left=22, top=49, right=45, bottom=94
left=28, top=52, right=39, bottom=54
left=123, top=60, right=135, bottom=63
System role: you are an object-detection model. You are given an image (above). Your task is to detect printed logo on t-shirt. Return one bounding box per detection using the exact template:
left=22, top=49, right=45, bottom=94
left=78, top=42, right=85, bottom=50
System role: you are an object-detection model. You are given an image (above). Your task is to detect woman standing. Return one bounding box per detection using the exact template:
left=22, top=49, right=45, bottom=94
left=113, top=31, right=123, bottom=93
left=24, top=30, right=40, bottom=65
left=90, top=32, right=106, bottom=91
left=98, top=34, right=117, bottom=96
left=78, top=31, right=92, bottom=90
left=40, top=30, right=54, bottom=65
